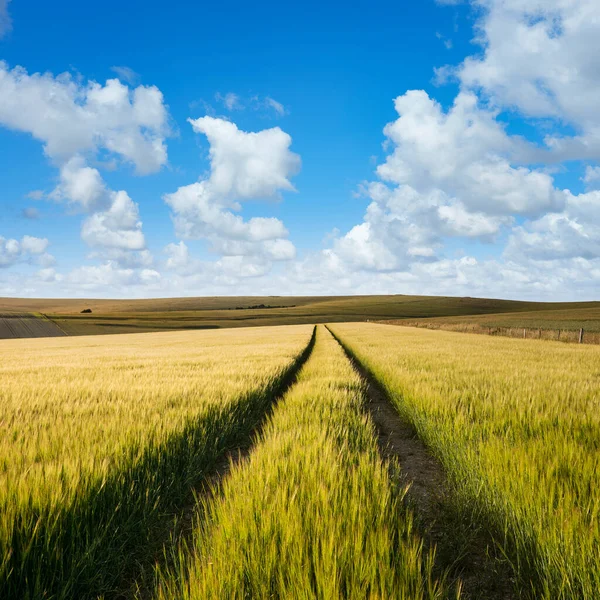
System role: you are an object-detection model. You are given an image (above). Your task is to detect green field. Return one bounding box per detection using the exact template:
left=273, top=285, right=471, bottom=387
left=1, top=317, right=599, bottom=599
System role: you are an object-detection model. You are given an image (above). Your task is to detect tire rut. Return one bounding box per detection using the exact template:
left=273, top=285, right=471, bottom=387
left=326, top=325, right=517, bottom=600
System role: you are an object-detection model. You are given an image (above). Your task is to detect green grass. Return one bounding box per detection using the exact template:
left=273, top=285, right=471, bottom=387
left=330, top=323, right=600, bottom=600
left=152, top=326, right=451, bottom=600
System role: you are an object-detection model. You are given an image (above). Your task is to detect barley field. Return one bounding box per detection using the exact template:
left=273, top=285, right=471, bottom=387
left=2, top=319, right=599, bottom=599
left=330, top=322, right=600, bottom=600
left=153, top=326, right=449, bottom=600
left=0, top=326, right=313, bottom=599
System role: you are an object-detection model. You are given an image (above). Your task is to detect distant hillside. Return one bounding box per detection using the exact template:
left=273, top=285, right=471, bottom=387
left=0, top=295, right=598, bottom=338
left=0, top=313, right=66, bottom=339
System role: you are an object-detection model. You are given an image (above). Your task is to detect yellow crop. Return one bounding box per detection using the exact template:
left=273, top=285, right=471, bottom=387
left=0, top=325, right=313, bottom=598
left=153, top=326, right=449, bottom=600
left=330, top=322, right=600, bottom=600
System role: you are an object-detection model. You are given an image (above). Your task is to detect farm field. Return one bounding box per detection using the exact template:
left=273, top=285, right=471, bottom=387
left=330, top=323, right=600, bottom=600
left=2, top=319, right=599, bottom=599
left=388, top=305, right=600, bottom=343
left=153, top=326, right=449, bottom=600
left=2, top=294, right=599, bottom=338
left=0, top=325, right=313, bottom=598
left=0, top=312, right=66, bottom=339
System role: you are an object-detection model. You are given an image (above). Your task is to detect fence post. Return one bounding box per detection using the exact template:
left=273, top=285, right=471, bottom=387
left=557, top=329, right=561, bottom=341
left=523, top=328, right=526, bottom=339
left=579, top=328, right=584, bottom=344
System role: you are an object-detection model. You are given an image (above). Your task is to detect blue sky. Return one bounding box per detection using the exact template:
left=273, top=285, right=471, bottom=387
left=0, top=0, right=599, bottom=300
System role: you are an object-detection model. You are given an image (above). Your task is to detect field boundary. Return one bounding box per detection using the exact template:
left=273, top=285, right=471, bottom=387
left=2, top=327, right=317, bottom=600
left=326, top=325, right=517, bottom=600
left=381, top=320, right=600, bottom=345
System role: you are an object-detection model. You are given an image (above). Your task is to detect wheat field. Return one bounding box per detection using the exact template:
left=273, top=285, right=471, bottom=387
left=2, top=320, right=599, bottom=599
left=0, top=326, right=313, bottom=599
left=153, top=326, right=449, bottom=600
left=330, top=322, right=600, bottom=600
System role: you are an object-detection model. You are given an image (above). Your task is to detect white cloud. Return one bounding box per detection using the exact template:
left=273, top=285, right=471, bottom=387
left=110, top=66, right=140, bottom=86
left=37, top=267, right=61, bottom=283
left=0, top=235, right=49, bottom=267
left=65, top=262, right=160, bottom=291
left=0, top=63, right=170, bottom=275
left=20, top=235, right=49, bottom=254
left=506, top=190, right=600, bottom=261
left=50, top=156, right=109, bottom=212
left=377, top=90, right=562, bottom=216
left=163, top=117, right=299, bottom=277
left=583, top=166, right=600, bottom=188
left=293, top=5, right=600, bottom=298
left=0, top=62, right=169, bottom=174
left=0, top=0, right=11, bottom=39
left=87, top=248, right=153, bottom=269
left=318, top=180, right=511, bottom=275
left=458, top=0, right=600, bottom=163
left=188, top=117, right=299, bottom=200
left=265, top=97, right=286, bottom=116
left=81, top=191, right=145, bottom=251
left=215, top=92, right=242, bottom=111
left=164, top=241, right=191, bottom=271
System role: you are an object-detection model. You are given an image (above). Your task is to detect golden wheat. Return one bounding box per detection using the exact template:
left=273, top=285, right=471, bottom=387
left=330, top=322, right=600, bottom=600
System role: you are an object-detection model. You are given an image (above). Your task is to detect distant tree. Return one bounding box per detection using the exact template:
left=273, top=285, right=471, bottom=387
left=80, top=308, right=92, bottom=314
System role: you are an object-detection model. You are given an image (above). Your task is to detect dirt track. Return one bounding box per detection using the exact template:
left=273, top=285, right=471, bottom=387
left=327, top=325, right=517, bottom=600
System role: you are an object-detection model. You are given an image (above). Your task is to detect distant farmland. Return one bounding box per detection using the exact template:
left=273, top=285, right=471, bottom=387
left=1, top=294, right=599, bottom=338
left=0, top=313, right=65, bottom=339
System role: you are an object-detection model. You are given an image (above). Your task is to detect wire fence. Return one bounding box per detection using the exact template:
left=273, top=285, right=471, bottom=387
left=379, top=321, right=600, bottom=346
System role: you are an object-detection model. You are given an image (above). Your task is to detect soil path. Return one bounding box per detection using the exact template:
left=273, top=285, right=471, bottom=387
left=327, top=325, right=517, bottom=600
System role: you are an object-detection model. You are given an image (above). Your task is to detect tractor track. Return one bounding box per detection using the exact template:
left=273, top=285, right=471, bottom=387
left=326, top=325, right=517, bottom=600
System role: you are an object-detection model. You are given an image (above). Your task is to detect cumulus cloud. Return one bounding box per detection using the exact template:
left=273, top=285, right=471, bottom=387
left=377, top=90, right=562, bottom=216
left=0, top=63, right=170, bottom=274
left=50, top=156, right=109, bottom=212
left=188, top=117, right=299, bottom=199
left=0, top=62, right=169, bottom=173
left=0, top=235, right=49, bottom=267
left=506, top=190, right=600, bottom=261
left=583, top=166, right=600, bottom=189
left=164, top=117, right=300, bottom=277
left=66, top=262, right=160, bottom=291
left=297, top=1, right=600, bottom=298
left=81, top=190, right=145, bottom=251
left=458, top=0, right=600, bottom=163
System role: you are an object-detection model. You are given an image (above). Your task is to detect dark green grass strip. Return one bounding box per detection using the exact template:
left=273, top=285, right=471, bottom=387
left=0, top=327, right=316, bottom=600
